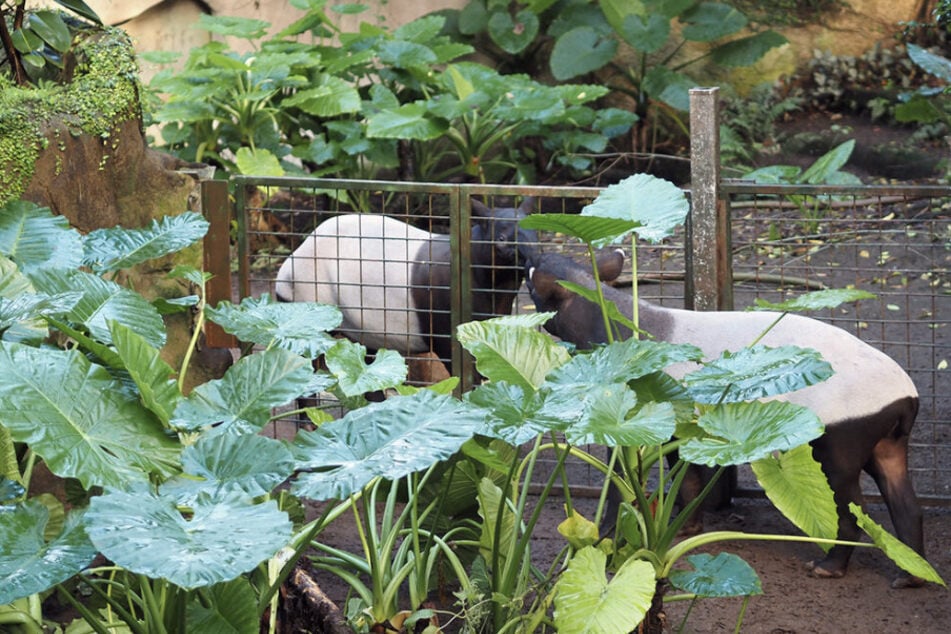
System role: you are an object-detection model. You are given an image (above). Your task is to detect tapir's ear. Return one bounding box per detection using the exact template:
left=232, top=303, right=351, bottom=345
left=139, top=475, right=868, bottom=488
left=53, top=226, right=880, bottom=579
left=517, top=196, right=535, bottom=213
left=470, top=198, right=492, bottom=218
left=529, top=267, right=572, bottom=302
left=596, top=249, right=625, bottom=283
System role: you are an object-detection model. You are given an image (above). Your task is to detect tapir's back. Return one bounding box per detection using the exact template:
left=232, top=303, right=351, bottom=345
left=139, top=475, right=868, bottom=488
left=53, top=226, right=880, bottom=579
left=654, top=305, right=918, bottom=425
left=275, top=214, right=433, bottom=352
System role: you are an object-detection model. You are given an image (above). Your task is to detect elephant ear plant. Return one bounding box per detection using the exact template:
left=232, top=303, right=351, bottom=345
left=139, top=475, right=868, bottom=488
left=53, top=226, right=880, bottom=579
left=0, top=199, right=491, bottom=633
left=451, top=174, right=943, bottom=632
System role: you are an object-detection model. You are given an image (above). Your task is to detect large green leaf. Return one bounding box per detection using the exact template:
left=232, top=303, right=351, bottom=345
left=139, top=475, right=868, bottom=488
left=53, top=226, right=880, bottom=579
left=680, top=2, right=746, bottom=42
left=520, top=213, right=640, bottom=247
left=0, top=200, right=84, bottom=273
left=849, top=503, right=946, bottom=587
left=366, top=102, right=449, bottom=140
left=52, top=0, right=102, bottom=24
left=283, top=76, right=362, bottom=116
left=186, top=578, right=260, bottom=634
left=206, top=294, right=341, bottom=359
left=0, top=255, right=78, bottom=342
left=668, top=552, right=762, bottom=597
left=0, top=342, right=180, bottom=488
left=86, top=489, right=292, bottom=589
left=162, top=434, right=295, bottom=503
left=554, top=546, right=655, bottom=633
left=234, top=147, right=285, bottom=177
left=683, top=345, right=833, bottom=404
left=466, top=381, right=582, bottom=445
left=550, top=26, right=617, bottom=80
left=710, top=31, right=788, bottom=67
left=171, top=347, right=317, bottom=435
left=618, top=13, right=669, bottom=53
left=0, top=501, right=97, bottom=604
left=488, top=8, right=539, bottom=54
left=109, top=321, right=181, bottom=427
left=546, top=338, right=702, bottom=387
left=476, top=476, right=520, bottom=565
left=600, top=0, right=648, bottom=34
left=31, top=269, right=166, bottom=347
left=82, top=212, right=209, bottom=274
left=456, top=316, right=571, bottom=391
left=751, top=444, right=838, bottom=548
left=642, top=66, right=694, bottom=112
left=291, top=390, right=485, bottom=500
left=907, top=43, right=951, bottom=82
left=324, top=339, right=407, bottom=397
left=751, top=288, right=876, bottom=312
left=28, top=11, right=72, bottom=52
left=581, top=173, right=689, bottom=243
left=376, top=39, right=438, bottom=68
left=565, top=389, right=676, bottom=446
left=680, top=401, right=823, bottom=466
left=0, top=290, right=80, bottom=332
left=800, top=140, right=855, bottom=184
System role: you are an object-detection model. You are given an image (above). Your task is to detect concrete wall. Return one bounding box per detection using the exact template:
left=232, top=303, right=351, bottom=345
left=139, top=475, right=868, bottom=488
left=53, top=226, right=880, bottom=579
left=72, top=1, right=927, bottom=85
left=85, top=1, right=464, bottom=71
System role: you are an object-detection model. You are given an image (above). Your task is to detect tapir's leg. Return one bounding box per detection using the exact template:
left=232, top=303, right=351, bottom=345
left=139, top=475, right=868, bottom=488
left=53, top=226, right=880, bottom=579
left=863, top=432, right=925, bottom=588
left=809, top=432, right=867, bottom=579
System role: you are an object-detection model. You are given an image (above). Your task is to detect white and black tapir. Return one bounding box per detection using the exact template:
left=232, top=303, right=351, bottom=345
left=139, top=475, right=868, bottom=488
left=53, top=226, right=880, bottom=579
left=526, top=249, right=924, bottom=587
left=274, top=198, right=538, bottom=367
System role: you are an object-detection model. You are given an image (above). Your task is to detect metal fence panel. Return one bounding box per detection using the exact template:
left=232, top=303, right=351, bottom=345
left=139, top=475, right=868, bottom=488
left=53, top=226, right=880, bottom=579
left=722, top=182, right=950, bottom=503
left=210, top=176, right=949, bottom=504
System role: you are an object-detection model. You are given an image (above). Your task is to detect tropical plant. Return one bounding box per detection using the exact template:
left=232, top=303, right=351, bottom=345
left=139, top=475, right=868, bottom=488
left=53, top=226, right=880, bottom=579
left=448, top=0, right=787, bottom=154
left=455, top=174, right=943, bottom=632
left=741, top=138, right=861, bottom=234
left=145, top=5, right=635, bottom=186
left=365, top=60, right=637, bottom=183
left=0, top=0, right=102, bottom=86
left=0, top=178, right=942, bottom=634
left=0, top=197, right=490, bottom=633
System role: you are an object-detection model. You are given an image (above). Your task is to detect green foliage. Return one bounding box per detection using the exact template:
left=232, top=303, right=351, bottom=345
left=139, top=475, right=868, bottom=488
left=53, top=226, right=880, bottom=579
left=742, top=139, right=862, bottom=233
left=0, top=1, right=102, bottom=86
left=447, top=0, right=786, bottom=153
left=0, top=181, right=942, bottom=634
left=145, top=6, right=633, bottom=183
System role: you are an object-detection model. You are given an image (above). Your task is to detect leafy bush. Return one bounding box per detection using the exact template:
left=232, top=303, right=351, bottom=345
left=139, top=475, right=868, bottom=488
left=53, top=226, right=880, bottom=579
left=0, top=0, right=102, bottom=86
left=444, top=0, right=787, bottom=154
left=144, top=5, right=634, bottom=184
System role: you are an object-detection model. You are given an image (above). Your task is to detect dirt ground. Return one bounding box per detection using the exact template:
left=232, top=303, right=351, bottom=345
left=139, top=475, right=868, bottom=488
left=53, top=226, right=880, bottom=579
left=304, top=489, right=950, bottom=634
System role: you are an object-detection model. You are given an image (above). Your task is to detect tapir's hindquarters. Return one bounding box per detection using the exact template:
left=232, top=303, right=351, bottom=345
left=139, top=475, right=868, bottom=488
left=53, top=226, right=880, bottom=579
left=808, top=398, right=923, bottom=582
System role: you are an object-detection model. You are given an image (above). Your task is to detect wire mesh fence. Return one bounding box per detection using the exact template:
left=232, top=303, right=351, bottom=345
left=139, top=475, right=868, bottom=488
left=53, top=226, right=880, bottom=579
left=722, top=182, right=950, bottom=503
left=213, top=177, right=950, bottom=504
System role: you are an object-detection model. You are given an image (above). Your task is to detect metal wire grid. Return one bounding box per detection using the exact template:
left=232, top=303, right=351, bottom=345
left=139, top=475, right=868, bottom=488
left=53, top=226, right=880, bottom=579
left=223, top=177, right=949, bottom=504
left=723, top=184, right=950, bottom=503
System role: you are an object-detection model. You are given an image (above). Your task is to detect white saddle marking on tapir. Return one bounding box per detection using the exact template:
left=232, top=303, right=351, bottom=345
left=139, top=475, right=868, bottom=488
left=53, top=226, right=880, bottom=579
left=275, top=214, right=442, bottom=353
left=659, top=306, right=918, bottom=424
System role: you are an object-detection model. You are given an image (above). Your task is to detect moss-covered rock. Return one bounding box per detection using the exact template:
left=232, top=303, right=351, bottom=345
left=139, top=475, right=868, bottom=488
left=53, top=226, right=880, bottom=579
left=1, top=24, right=230, bottom=390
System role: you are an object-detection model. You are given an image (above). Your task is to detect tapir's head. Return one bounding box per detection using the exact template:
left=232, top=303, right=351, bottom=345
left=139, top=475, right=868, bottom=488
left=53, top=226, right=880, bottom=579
left=471, top=197, right=538, bottom=269
left=526, top=249, right=628, bottom=348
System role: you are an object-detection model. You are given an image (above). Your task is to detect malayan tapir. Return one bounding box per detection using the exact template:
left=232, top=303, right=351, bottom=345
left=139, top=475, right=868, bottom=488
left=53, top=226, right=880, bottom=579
left=526, top=249, right=924, bottom=587
left=275, top=198, right=538, bottom=368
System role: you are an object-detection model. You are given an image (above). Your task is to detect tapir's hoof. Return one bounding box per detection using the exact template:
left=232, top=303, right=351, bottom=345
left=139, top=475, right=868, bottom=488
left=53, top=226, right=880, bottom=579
left=806, top=559, right=846, bottom=579
left=891, top=575, right=926, bottom=589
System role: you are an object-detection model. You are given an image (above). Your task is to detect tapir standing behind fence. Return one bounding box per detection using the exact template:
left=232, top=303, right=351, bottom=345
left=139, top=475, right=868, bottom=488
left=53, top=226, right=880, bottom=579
left=526, top=249, right=924, bottom=588
left=274, top=198, right=538, bottom=371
